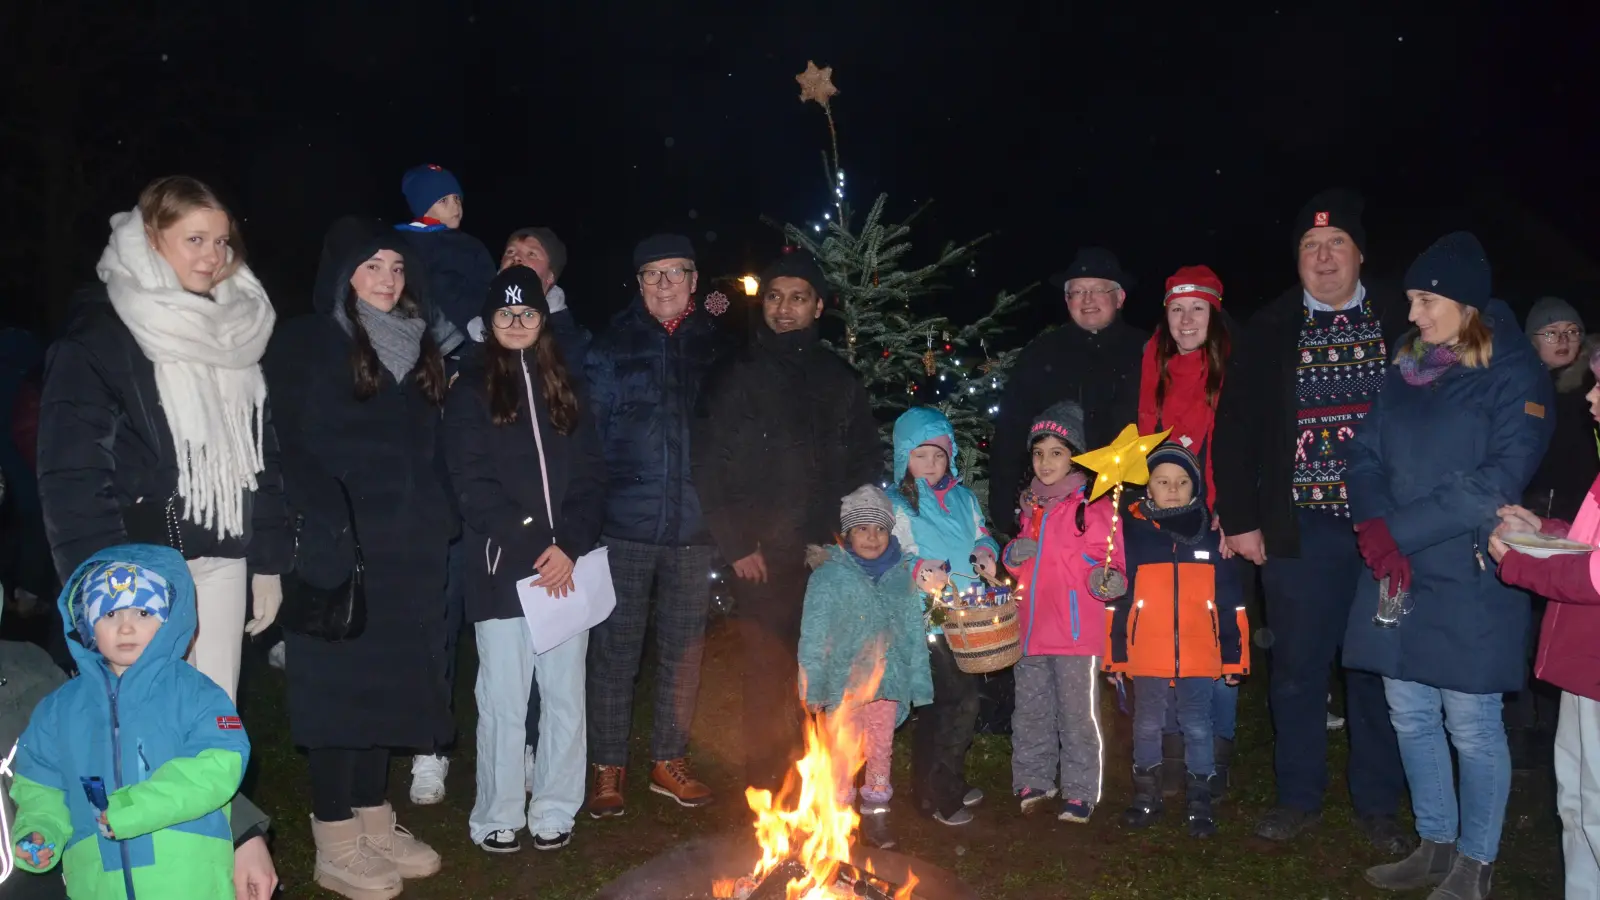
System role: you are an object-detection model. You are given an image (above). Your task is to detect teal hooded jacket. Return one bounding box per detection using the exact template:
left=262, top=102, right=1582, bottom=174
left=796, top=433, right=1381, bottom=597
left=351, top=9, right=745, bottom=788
left=889, top=409, right=1001, bottom=632
left=10, top=544, right=248, bottom=900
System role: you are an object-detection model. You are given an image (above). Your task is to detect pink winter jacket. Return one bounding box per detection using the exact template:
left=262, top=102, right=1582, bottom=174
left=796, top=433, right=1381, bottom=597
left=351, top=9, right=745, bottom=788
left=1006, top=487, right=1125, bottom=657
left=1499, top=474, right=1600, bottom=701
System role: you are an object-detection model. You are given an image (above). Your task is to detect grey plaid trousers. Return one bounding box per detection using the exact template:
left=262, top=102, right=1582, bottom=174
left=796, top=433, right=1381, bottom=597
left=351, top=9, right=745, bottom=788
left=585, top=537, right=715, bottom=766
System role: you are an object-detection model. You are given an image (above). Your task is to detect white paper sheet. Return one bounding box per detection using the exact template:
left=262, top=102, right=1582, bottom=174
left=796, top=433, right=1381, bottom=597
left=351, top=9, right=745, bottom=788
left=518, top=546, right=616, bottom=654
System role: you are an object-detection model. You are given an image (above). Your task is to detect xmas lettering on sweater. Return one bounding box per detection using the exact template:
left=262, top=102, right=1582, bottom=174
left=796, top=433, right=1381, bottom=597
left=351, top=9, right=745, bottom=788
left=1292, top=303, right=1387, bottom=517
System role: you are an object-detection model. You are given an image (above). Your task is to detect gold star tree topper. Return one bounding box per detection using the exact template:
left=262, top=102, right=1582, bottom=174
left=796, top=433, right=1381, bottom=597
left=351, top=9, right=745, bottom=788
left=796, top=60, right=839, bottom=106
left=1074, top=424, right=1173, bottom=501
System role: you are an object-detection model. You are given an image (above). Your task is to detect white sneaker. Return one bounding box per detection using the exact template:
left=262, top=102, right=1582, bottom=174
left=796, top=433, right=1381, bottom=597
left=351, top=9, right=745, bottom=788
left=409, top=754, right=448, bottom=805
left=1327, top=693, right=1345, bottom=731
left=267, top=641, right=286, bottom=670
left=524, top=746, right=536, bottom=795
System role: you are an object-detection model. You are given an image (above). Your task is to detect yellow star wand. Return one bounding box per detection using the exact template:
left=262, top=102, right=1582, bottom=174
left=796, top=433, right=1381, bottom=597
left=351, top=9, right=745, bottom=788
left=1074, top=424, right=1172, bottom=573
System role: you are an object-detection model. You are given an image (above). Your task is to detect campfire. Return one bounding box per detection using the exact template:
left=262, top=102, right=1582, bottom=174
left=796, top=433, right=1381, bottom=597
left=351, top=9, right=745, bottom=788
left=712, top=660, right=919, bottom=900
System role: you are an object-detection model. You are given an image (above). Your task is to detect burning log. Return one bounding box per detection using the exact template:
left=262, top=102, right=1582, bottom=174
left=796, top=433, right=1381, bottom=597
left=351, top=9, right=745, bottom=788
left=734, top=856, right=912, bottom=900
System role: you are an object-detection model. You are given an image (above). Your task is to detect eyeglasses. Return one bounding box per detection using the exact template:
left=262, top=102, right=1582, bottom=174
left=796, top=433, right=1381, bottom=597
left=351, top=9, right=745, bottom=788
left=492, top=308, right=542, bottom=328
left=638, top=266, right=695, bottom=285
left=1535, top=327, right=1582, bottom=344
left=1066, top=287, right=1118, bottom=301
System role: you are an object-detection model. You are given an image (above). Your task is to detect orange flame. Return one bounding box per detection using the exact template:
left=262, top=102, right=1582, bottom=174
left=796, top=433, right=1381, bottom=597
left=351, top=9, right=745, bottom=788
left=739, top=648, right=917, bottom=899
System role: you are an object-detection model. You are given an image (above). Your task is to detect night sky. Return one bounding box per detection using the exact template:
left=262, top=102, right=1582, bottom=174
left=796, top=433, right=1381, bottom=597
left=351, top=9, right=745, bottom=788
left=4, top=1, right=1596, bottom=339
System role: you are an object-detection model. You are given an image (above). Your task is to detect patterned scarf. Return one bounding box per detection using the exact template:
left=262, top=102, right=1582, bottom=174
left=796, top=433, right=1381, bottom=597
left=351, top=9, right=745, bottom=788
left=661, top=298, right=697, bottom=335
left=1396, top=337, right=1462, bottom=386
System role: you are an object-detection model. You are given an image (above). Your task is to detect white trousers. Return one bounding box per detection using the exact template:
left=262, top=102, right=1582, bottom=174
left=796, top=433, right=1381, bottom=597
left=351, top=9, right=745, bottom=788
left=469, top=619, right=588, bottom=841
left=1558, top=691, right=1600, bottom=899
left=185, top=556, right=247, bottom=702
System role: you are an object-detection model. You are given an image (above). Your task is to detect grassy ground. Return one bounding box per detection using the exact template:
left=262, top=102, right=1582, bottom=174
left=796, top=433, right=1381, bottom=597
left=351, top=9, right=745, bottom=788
left=240, top=618, right=1563, bottom=899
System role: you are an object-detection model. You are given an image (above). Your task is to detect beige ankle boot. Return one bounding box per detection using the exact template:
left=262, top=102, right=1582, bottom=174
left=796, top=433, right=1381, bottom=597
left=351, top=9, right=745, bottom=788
left=311, top=815, right=402, bottom=900
left=356, top=803, right=442, bottom=879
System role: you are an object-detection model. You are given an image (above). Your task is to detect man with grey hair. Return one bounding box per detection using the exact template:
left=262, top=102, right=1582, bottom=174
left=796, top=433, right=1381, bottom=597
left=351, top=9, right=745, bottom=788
left=989, top=247, right=1145, bottom=534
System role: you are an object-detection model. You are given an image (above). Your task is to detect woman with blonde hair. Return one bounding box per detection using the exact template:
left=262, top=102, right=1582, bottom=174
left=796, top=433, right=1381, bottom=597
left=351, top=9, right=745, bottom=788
left=1343, top=232, right=1554, bottom=900
left=38, top=175, right=289, bottom=700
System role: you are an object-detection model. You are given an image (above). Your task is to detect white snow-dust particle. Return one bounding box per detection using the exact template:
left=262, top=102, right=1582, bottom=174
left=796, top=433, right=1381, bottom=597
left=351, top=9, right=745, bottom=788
left=665, top=137, right=676, bottom=148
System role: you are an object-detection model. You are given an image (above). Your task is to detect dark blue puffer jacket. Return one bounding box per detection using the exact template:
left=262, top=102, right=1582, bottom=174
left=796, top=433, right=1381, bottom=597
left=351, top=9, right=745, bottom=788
left=1343, top=299, right=1556, bottom=694
left=584, top=298, right=730, bottom=546
left=395, top=222, right=497, bottom=333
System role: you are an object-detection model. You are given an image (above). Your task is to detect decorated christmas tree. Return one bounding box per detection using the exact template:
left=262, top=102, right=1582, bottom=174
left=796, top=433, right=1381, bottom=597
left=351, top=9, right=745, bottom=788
left=775, top=61, right=1027, bottom=486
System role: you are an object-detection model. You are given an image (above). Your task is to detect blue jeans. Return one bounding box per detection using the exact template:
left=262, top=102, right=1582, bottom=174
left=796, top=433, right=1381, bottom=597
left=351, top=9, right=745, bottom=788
left=1263, top=510, right=1405, bottom=816
left=1164, top=679, right=1239, bottom=741
left=1385, top=678, right=1511, bottom=863
left=1134, top=676, right=1215, bottom=776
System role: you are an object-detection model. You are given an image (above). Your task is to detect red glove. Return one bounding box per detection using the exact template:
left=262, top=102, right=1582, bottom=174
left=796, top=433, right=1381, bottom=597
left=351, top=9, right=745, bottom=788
left=1355, top=519, right=1401, bottom=572
left=1373, top=550, right=1413, bottom=595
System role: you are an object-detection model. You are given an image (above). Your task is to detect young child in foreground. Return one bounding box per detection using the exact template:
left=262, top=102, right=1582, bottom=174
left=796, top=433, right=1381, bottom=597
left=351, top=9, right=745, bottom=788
left=11, top=544, right=249, bottom=899
left=1002, top=401, right=1127, bottom=824
left=1105, top=442, right=1248, bottom=838
left=889, top=407, right=1002, bottom=826
left=799, top=485, right=934, bottom=851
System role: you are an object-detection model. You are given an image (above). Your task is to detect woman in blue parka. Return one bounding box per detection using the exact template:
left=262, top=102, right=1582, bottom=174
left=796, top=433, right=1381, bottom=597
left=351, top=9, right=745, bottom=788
left=1343, top=232, right=1553, bottom=900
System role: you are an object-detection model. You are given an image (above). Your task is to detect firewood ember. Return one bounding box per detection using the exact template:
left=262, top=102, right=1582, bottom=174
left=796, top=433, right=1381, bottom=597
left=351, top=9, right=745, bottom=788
left=746, top=859, right=811, bottom=900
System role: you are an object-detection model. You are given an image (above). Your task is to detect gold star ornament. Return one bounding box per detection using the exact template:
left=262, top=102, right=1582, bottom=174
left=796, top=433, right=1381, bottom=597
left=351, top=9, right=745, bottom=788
left=796, top=60, right=839, bottom=106
left=1074, top=424, right=1173, bottom=501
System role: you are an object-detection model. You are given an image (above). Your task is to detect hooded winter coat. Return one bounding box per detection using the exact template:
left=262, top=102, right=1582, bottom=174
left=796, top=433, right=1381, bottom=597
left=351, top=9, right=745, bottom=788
left=693, top=322, right=881, bottom=561
left=798, top=544, right=933, bottom=724
left=587, top=298, right=730, bottom=547
left=888, top=408, right=1000, bottom=597
left=1342, top=300, right=1556, bottom=694
left=1002, top=481, right=1123, bottom=658
left=1106, top=489, right=1248, bottom=679
left=989, top=319, right=1146, bottom=534
left=262, top=220, right=457, bottom=750
left=1499, top=476, right=1600, bottom=701
left=37, top=289, right=291, bottom=581
left=444, top=347, right=607, bottom=623
left=10, top=545, right=248, bottom=900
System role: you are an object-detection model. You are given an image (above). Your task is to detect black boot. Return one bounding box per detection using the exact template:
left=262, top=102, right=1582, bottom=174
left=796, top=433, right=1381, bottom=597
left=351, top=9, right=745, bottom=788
left=1120, top=765, right=1163, bottom=829
left=1160, top=733, right=1185, bottom=797
left=1364, top=839, right=1455, bottom=891
left=1427, top=854, right=1492, bottom=900
left=1209, top=736, right=1233, bottom=804
left=858, top=802, right=895, bottom=850
left=1185, top=773, right=1216, bottom=839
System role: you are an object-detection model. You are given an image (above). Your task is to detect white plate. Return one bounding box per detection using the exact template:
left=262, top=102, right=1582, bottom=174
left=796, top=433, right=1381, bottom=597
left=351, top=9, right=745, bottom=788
left=1501, top=532, right=1593, bottom=559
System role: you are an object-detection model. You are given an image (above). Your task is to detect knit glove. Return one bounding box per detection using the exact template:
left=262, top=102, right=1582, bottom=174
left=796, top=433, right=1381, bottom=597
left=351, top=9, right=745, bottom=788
left=1088, top=565, right=1127, bottom=600
left=1003, top=539, right=1038, bottom=568
left=1355, top=519, right=1401, bottom=572
left=914, top=559, right=951, bottom=596
left=245, top=574, right=282, bottom=636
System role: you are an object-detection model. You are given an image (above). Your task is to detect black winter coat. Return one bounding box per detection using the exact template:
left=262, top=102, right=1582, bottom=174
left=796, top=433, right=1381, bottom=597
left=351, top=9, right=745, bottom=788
left=37, top=285, right=290, bottom=580
left=444, top=350, right=607, bottom=623
left=1211, top=284, right=1411, bottom=558
left=1523, top=358, right=1599, bottom=522
left=692, top=324, right=883, bottom=563
left=585, top=298, right=731, bottom=546
left=395, top=224, right=497, bottom=333
left=989, top=319, right=1145, bottom=534
left=264, top=222, right=458, bottom=751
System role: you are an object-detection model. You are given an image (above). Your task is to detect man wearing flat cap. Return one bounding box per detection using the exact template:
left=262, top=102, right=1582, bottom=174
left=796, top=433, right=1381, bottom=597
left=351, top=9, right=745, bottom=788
left=692, top=251, right=883, bottom=793
left=1211, top=189, right=1412, bottom=851
left=990, top=246, right=1146, bottom=534
left=582, top=233, right=731, bottom=818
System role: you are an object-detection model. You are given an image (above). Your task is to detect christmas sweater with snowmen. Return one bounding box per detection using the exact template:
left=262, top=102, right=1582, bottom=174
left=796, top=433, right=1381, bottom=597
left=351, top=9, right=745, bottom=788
left=1292, top=300, right=1387, bottom=518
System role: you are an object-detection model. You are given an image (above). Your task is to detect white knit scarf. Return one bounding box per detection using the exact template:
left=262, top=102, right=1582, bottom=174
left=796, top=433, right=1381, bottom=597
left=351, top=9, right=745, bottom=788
left=98, top=209, right=276, bottom=541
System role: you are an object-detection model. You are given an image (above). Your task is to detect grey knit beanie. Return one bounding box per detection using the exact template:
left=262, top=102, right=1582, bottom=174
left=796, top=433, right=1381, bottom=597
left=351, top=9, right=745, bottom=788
left=1525, top=296, right=1584, bottom=337
left=840, top=484, right=895, bottom=533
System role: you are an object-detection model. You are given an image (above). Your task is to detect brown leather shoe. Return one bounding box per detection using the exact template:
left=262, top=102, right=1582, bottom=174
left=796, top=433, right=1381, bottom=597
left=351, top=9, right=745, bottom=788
left=587, top=764, right=626, bottom=819
left=650, top=758, right=715, bottom=808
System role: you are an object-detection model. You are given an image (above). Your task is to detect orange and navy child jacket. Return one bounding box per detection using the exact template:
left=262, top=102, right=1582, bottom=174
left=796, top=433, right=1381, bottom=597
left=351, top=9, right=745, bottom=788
left=1104, top=496, right=1249, bottom=679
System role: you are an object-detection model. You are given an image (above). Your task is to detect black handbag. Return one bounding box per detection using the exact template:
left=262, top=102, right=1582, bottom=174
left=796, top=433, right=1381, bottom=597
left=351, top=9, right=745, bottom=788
left=279, top=479, right=367, bottom=642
